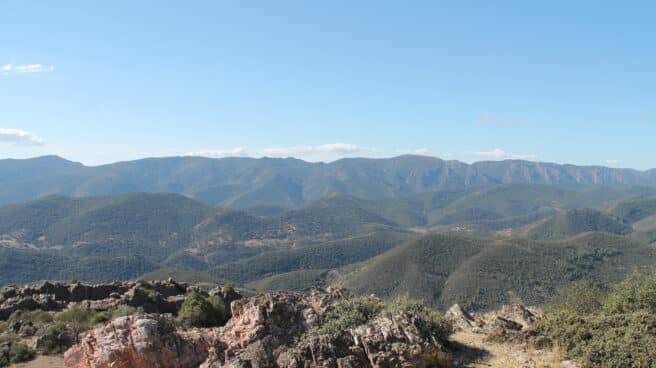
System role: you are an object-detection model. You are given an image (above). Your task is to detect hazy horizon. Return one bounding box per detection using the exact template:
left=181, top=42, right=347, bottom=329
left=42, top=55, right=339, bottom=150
left=2, top=152, right=653, bottom=172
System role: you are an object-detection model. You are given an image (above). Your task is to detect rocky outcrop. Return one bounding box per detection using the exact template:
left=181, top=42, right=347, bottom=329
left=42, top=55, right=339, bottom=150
left=496, top=304, right=543, bottom=329
left=209, top=286, right=242, bottom=307
left=65, top=288, right=450, bottom=368
left=206, top=288, right=344, bottom=367
left=446, top=303, right=551, bottom=351
left=0, top=279, right=206, bottom=319
left=282, top=311, right=450, bottom=368
left=64, top=314, right=215, bottom=368
left=446, top=303, right=481, bottom=332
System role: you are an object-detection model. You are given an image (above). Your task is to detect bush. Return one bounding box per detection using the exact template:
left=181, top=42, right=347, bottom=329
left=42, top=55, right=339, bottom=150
left=30, top=307, right=109, bottom=355
left=9, top=343, right=34, bottom=363
left=208, top=295, right=230, bottom=326
left=90, top=311, right=111, bottom=324
left=8, top=309, right=54, bottom=327
left=307, top=296, right=383, bottom=336
left=0, top=342, right=35, bottom=366
left=55, top=307, right=109, bottom=334
left=108, top=305, right=141, bottom=319
left=36, top=322, right=73, bottom=355
left=552, top=280, right=604, bottom=315
left=176, top=292, right=229, bottom=328
left=386, top=295, right=454, bottom=341
left=536, top=271, right=656, bottom=368
left=0, top=345, right=9, bottom=367
left=602, top=272, right=656, bottom=314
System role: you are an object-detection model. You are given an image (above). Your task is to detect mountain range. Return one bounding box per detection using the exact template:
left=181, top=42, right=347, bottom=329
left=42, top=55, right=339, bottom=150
left=2, top=155, right=655, bottom=208
left=2, top=155, right=656, bottom=310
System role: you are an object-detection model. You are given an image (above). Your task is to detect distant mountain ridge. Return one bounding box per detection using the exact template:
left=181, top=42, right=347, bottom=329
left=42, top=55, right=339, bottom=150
left=1, top=154, right=655, bottom=208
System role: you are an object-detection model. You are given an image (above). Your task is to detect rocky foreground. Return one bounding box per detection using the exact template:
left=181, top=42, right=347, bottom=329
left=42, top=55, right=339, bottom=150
left=1, top=281, right=575, bottom=368
left=64, top=288, right=452, bottom=368
left=61, top=291, right=573, bottom=368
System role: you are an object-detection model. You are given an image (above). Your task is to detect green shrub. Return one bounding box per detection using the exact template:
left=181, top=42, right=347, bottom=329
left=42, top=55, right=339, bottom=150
left=534, top=311, right=590, bottom=355
left=8, top=309, right=54, bottom=327
left=307, top=296, right=383, bottom=336
left=208, top=295, right=230, bottom=326
left=603, top=272, right=656, bottom=314
left=41, top=307, right=110, bottom=351
left=551, top=280, right=604, bottom=315
left=108, top=305, right=141, bottom=319
left=0, top=345, right=9, bottom=367
left=55, top=307, right=108, bottom=333
left=36, top=322, right=73, bottom=355
left=91, top=311, right=110, bottom=324
left=536, top=271, right=656, bottom=368
left=9, top=343, right=34, bottom=364
left=386, top=295, right=454, bottom=341
left=176, top=292, right=228, bottom=328
left=0, top=342, right=35, bottom=366
left=0, top=334, right=19, bottom=344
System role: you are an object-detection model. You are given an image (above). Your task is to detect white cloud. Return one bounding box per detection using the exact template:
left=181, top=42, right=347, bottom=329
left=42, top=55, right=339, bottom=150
left=479, top=113, right=527, bottom=126
left=0, top=128, right=45, bottom=146
left=1, top=63, right=54, bottom=74
left=262, top=143, right=375, bottom=157
left=461, top=148, right=537, bottom=161
left=397, top=148, right=434, bottom=156
left=184, top=147, right=248, bottom=158
left=181, top=143, right=380, bottom=161
left=606, top=160, right=621, bottom=166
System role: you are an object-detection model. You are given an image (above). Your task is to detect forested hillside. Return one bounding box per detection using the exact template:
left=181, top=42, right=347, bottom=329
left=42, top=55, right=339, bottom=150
left=334, top=232, right=656, bottom=310
left=1, top=183, right=656, bottom=313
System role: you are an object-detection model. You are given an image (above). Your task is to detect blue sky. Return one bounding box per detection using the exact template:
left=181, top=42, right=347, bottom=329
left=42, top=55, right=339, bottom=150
left=1, top=1, right=654, bottom=169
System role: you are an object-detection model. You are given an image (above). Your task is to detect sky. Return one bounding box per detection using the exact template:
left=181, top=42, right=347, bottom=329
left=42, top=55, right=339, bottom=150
left=1, top=1, right=655, bottom=169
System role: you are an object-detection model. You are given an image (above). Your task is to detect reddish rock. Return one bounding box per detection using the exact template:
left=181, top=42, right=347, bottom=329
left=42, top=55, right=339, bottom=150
left=64, top=314, right=215, bottom=368
left=65, top=288, right=450, bottom=368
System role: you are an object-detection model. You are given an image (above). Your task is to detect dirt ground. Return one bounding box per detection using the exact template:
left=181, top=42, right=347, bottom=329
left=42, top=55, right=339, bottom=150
left=450, top=331, right=577, bottom=368
left=10, top=355, right=65, bottom=368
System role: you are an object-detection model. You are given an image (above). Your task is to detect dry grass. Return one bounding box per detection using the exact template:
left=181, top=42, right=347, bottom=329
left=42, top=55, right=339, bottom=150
left=450, top=331, right=574, bottom=368
left=9, top=355, right=64, bottom=368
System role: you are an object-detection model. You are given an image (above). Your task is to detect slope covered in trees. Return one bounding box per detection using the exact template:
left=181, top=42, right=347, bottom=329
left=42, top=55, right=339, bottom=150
left=333, top=232, right=656, bottom=310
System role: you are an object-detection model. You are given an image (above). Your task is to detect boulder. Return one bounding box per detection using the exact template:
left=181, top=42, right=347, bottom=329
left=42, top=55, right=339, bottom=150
left=151, top=279, right=189, bottom=298
left=497, top=304, right=542, bottom=329
left=0, top=294, right=62, bottom=319
left=483, top=309, right=552, bottom=350
left=36, top=281, right=71, bottom=301
left=125, top=286, right=178, bottom=313
left=64, top=314, right=214, bottom=368
left=446, top=304, right=481, bottom=331
left=209, top=286, right=242, bottom=306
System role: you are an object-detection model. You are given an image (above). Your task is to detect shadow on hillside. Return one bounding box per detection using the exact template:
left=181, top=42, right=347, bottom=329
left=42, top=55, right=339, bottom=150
left=446, top=340, right=490, bottom=366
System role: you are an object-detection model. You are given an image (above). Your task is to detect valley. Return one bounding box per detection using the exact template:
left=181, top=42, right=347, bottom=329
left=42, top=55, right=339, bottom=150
left=1, top=157, right=656, bottom=314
